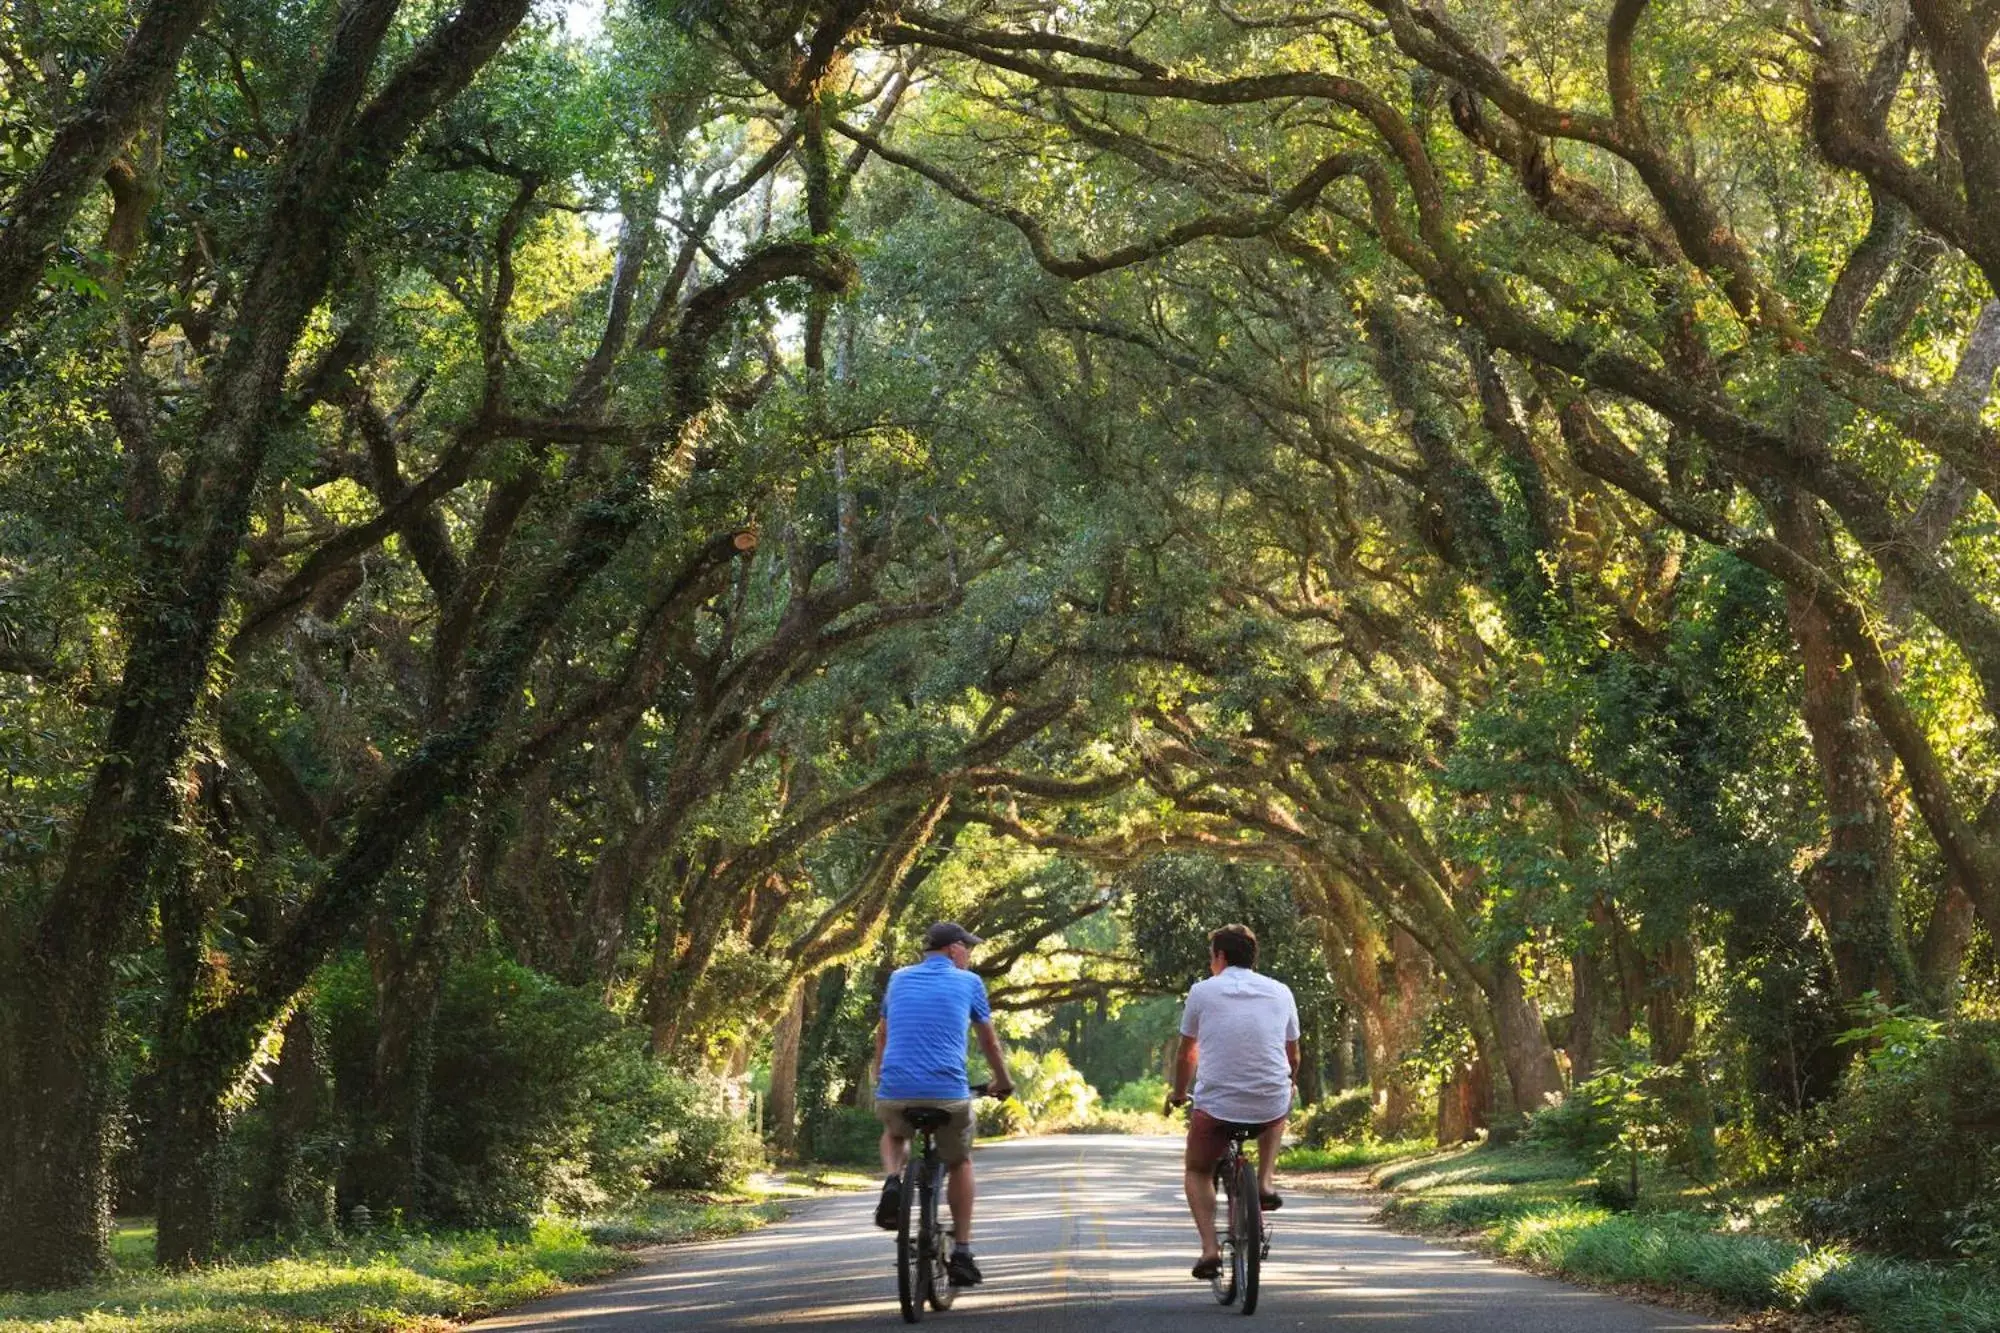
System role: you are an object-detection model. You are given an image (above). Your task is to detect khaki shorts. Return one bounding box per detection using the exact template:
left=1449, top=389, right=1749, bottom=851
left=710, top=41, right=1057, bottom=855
left=875, top=1098, right=977, bottom=1165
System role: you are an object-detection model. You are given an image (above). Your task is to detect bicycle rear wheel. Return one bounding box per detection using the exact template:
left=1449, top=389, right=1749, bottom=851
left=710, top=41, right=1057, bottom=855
left=1211, top=1157, right=1238, bottom=1306
left=897, top=1155, right=926, bottom=1323
left=1235, top=1154, right=1262, bottom=1315
left=925, top=1160, right=957, bottom=1311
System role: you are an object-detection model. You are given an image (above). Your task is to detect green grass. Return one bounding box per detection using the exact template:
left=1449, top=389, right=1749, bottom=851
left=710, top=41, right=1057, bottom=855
left=0, top=1218, right=620, bottom=1333
left=108, top=1219, right=156, bottom=1273
left=1374, top=1145, right=2000, bottom=1333
left=580, top=1194, right=786, bottom=1246
left=0, top=1179, right=857, bottom=1333
left=1277, top=1139, right=1435, bottom=1173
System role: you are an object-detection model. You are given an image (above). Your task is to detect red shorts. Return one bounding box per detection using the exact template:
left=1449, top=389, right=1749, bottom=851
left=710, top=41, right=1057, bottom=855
left=1184, top=1108, right=1286, bottom=1172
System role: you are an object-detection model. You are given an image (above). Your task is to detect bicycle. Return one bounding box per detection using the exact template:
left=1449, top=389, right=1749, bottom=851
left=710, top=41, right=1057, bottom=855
left=1206, top=1119, right=1269, bottom=1315
left=892, top=1082, right=989, bottom=1324
left=1168, top=1099, right=1271, bottom=1316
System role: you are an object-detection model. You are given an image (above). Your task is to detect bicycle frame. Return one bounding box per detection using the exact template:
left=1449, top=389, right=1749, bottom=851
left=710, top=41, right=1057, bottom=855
left=1210, top=1130, right=1268, bottom=1315
left=892, top=1083, right=986, bottom=1324
left=895, top=1123, right=957, bottom=1323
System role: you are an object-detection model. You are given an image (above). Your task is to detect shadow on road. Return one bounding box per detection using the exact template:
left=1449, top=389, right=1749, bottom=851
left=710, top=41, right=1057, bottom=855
left=471, top=1136, right=1727, bottom=1332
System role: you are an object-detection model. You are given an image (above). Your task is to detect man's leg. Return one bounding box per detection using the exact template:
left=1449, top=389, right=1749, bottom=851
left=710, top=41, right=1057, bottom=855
left=874, top=1110, right=910, bottom=1231
left=947, top=1159, right=974, bottom=1244
left=881, top=1128, right=910, bottom=1178
left=1255, top=1119, right=1286, bottom=1197
left=1185, top=1164, right=1220, bottom=1260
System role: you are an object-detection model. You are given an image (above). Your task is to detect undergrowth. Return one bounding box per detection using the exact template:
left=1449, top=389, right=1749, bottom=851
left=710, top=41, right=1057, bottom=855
left=1376, top=1145, right=2000, bottom=1333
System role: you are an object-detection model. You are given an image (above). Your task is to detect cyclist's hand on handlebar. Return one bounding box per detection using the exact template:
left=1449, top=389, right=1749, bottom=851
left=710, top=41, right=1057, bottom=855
left=1163, top=1091, right=1190, bottom=1114
left=985, top=1079, right=1014, bottom=1101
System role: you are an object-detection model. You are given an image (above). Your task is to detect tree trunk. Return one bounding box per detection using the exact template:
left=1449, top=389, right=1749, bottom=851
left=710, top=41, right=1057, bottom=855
left=1776, top=493, right=1915, bottom=1006
left=1567, top=942, right=1611, bottom=1082
left=768, top=983, right=808, bottom=1156
left=1326, top=1008, right=1351, bottom=1093
left=1372, top=928, right=1432, bottom=1137
left=149, top=837, right=231, bottom=1270
left=1436, top=1052, right=1491, bottom=1145
left=1645, top=936, right=1699, bottom=1067
left=1488, top=960, right=1565, bottom=1119
left=247, top=1010, right=333, bottom=1240
left=358, top=858, right=456, bottom=1218
left=151, top=1048, right=230, bottom=1269
left=0, top=950, right=117, bottom=1289
left=1295, top=1006, right=1323, bottom=1108
left=4, top=2, right=534, bottom=1281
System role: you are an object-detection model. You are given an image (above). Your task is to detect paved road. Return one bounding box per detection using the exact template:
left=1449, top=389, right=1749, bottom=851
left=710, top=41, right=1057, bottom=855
left=472, top=1136, right=1726, bottom=1331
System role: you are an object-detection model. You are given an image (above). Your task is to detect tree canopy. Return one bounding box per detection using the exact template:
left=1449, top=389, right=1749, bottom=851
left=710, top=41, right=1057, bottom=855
left=3, top=0, right=1999, bottom=1291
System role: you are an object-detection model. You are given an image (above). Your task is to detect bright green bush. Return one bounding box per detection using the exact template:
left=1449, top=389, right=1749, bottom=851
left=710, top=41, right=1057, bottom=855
left=1008, top=1049, right=1098, bottom=1129
left=981, top=1096, right=1031, bottom=1138
left=1796, top=1017, right=2000, bottom=1261
left=1106, top=1075, right=1168, bottom=1113
left=1293, top=1088, right=1373, bottom=1147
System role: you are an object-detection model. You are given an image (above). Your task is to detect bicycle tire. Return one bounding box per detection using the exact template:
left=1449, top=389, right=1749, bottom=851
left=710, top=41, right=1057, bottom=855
left=925, top=1159, right=957, bottom=1310
left=1236, top=1154, right=1262, bottom=1315
left=897, top=1153, right=926, bottom=1323
left=1211, top=1153, right=1238, bottom=1306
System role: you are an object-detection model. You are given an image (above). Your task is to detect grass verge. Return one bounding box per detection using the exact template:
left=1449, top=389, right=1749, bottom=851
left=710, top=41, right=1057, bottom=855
left=0, top=1218, right=621, bottom=1333
left=1277, top=1139, right=1435, bottom=1173
left=1, top=1173, right=870, bottom=1333
left=1373, top=1146, right=2000, bottom=1333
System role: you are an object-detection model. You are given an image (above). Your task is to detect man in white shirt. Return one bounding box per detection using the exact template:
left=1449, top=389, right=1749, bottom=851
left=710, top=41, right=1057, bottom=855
left=1165, top=923, right=1301, bottom=1280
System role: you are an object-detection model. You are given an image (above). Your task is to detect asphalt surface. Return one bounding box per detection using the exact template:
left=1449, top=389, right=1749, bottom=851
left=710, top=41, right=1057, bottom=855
left=471, top=1135, right=1727, bottom=1331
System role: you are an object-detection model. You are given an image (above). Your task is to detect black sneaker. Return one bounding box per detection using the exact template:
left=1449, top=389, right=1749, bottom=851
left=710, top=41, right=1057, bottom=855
left=946, top=1250, right=984, bottom=1286
left=874, top=1178, right=901, bottom=1231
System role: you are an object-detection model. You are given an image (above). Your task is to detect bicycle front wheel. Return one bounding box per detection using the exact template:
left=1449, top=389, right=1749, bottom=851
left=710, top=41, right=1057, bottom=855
left=1235, top=1154, right=1262, bottom=1315
left=925, top=1160, right=957, bottom=1311
left=1211, top=1161, right=1238, bottom=1306
left=897, top=1156, right=926, bottom=1323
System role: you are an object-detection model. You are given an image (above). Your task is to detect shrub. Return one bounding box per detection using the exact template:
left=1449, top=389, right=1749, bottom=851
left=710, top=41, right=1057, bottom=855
left=1068, top=1107, right=1177, bottom=1135
left=647, top=1077, right=761, bottom=1191
left=982, top=1096, right=1030, bottom=1138
left=1106, top=1076, right=1169, bottom=1114
left=315, top=951, right=754, bottom=1227
left=1008, top=1049, right=1098, bottom=1129
left=1293, top=1088, right=1373, bottom=1147
left=1796, top=1016, right=2000, bottom=1262
left=804, top=1104, right=885, bottom=1167
left=1525, top=1041, right=1690, bottom=1204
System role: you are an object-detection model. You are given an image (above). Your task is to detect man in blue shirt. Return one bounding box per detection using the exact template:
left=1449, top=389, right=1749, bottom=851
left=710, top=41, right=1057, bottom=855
left=872, top=921, right=1014, bottom=1287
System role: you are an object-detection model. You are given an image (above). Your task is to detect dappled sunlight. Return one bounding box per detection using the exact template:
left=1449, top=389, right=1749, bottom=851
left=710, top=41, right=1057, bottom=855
left=469, top=1137, right=1728, bottom=1331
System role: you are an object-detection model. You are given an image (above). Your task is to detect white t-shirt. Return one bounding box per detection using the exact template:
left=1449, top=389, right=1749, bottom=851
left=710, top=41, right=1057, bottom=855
left=1180, top=967, right=1300, bottom=1123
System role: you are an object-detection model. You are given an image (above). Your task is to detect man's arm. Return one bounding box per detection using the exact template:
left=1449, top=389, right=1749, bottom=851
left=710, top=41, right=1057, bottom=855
left=973, top=1019, right=1013, bottom=1097
left=1168, top=1033, right=1198, bottom=1107
left=1285, top=1038, right=1301, bottom=1084
left=871, top=1017, right=887, bottom=1086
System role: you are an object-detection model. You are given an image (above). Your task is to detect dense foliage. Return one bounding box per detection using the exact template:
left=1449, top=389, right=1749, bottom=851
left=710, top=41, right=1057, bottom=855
left=2, top=0, right=1999, bottom=1295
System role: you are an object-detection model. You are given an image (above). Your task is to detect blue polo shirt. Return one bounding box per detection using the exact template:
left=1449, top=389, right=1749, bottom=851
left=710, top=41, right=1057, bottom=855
left=876, top=954, right=992, bottom=1100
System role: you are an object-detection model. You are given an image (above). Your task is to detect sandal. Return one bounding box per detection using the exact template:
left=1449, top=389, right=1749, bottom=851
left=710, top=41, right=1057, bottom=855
left=1260, top=1191, right=1283, bottom=1211
left=1191, top=1255, right=1223, bottom=1280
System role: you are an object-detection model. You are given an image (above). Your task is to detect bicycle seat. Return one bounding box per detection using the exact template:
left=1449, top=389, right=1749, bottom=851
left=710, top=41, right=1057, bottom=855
left=902, top=1106, right=953, bottom=1131
left=1215, top=1121, right=1266, bottom=1139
